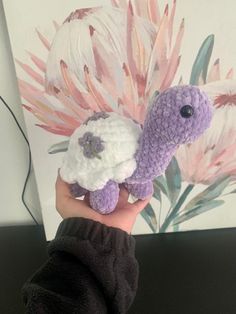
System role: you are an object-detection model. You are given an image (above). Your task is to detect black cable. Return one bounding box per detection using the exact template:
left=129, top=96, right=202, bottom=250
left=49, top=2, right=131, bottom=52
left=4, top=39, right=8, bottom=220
left=0, top=96, right=39, bottom=225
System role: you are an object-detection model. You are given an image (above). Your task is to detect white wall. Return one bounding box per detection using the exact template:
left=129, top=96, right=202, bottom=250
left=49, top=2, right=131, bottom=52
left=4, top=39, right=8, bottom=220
left=0, top=0, right=42, bottom=225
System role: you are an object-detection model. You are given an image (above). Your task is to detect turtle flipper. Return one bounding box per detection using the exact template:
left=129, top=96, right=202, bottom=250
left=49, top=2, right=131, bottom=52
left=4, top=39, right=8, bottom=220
left=89, top=180, right=119, bottom=214
left=125, top=181, right=153, bottom=200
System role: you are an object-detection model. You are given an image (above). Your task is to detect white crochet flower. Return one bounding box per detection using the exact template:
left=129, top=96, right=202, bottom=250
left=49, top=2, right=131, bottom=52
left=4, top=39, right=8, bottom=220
left=60, top=112, right=142, bottom=191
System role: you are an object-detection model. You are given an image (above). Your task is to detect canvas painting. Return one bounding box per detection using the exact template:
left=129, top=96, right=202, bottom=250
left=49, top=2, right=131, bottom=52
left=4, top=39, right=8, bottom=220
left=3, top=0, right=236, bottom=240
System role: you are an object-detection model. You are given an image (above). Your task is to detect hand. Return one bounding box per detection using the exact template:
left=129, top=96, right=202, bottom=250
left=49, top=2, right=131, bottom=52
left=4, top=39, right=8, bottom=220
left=55, top=174, right=152, bottom=234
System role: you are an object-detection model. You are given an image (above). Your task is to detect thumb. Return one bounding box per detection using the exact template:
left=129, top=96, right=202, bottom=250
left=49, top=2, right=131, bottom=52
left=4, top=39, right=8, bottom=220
left=131, top=195, right=152, bottom=214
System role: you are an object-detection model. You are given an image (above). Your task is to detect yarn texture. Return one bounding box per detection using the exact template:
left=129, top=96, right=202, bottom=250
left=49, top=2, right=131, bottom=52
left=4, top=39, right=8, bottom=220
left=60, top=112, right=142, bottom=191
left=60, top=85, right=213, bottom=214
left=128, top=85, right=213, bottom=183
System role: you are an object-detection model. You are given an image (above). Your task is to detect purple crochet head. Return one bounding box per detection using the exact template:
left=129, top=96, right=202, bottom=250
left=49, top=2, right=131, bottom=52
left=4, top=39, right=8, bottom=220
left=147, top=85, right=213, bottom=145
left=129, top=85, right=213, bottom=183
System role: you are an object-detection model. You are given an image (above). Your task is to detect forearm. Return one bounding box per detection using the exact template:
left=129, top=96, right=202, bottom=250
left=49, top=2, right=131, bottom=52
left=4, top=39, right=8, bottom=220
left=22, top=217, right=139, bottom=314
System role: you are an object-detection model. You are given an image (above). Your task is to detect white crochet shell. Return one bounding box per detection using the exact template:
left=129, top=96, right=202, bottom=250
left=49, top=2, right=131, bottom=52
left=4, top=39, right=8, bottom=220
left=60, top=112, right=142, bottom=191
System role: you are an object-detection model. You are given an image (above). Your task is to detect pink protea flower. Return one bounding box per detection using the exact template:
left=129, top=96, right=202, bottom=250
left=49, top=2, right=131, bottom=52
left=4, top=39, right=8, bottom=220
left=176, top=79, right=236, bottom=185
left=18, top=1, right=184, bottom=137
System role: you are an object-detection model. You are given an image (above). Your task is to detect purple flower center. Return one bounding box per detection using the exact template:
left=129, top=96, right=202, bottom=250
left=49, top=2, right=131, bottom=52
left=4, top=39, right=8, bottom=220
left=78, top=132, right=104, bottom=159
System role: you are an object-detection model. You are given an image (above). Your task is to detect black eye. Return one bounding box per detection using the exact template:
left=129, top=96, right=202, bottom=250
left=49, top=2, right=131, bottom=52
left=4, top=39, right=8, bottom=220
left=180, top=105, right=194, bottom=118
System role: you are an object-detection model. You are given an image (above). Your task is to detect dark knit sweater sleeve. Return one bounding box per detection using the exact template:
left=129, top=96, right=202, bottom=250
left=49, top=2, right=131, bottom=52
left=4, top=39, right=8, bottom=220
left=22, top=217, right=139, bottom=314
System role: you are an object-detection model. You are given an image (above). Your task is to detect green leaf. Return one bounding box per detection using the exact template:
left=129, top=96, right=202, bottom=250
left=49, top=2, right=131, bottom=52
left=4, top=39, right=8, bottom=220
left=153, top=175, right=168, bottom=197
left=190, top=34, right=214, bottom=85
left=48, top=140, right=69, bottom=154
left=165, top=157, right=182, bottom=206
left=173, top=200, right=224, bottom=225
left=153, top=181, right=161, bottom=201
left=152, top=183, right=162, bottom=230
left=182, top=175, right=230, bottom=213
left=141, top=203, right=157, bottom=233
left=159, top=184, right=194, bottom=232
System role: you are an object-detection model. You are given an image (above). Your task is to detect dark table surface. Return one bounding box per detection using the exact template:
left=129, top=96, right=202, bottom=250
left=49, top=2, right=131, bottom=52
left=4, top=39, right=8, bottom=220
left=1, top=225, right=236, bottom=314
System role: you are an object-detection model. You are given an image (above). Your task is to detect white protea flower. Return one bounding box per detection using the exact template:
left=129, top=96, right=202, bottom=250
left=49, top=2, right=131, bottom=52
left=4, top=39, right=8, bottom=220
left=18, top=1, right=184, bottom=136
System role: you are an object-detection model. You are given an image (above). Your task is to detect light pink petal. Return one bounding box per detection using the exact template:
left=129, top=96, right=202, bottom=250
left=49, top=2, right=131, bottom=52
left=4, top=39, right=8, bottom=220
left=122, top=62, right=138, bottom=115
left=137, top=104, right=146, bottom=124
left=36, top=124, right=74, bottom=136
left=192, top=148, right=217, bottom=183
left=207, top=142, right=236, bottom=170
left=20, top=79, right=83, bottom=125
left=23, top=94, right=84, bottom=133
left=136, top=74, right=147, bottom=99
left=207, top=59, right=220, bottom=83
left=117, top=98, right=133, bottom=118
left=145, top=5, right=169, bottom=93
left=131, top=24, right=148, bottom=97
left=110, top=0, right=127, bottom=9
left=126, top=2, right=156, bottom=100
left=84, top=65, right=114, bottom=112
left=18, top=78, right=41, bottom=93
left=147, top=0, right=161, bottom=25
left=161, top=56, right=181, bottom=91
left=56, top=92, right=90, bottom=121
left=60, top=60, right=98, bottom=111
left=27, top=52, right=46, bottom=73
left=16, top=59, right=44, bottom=86
left=216, top=160, right=236, bottom=177
left=168, top=0, right=176, bottom=48
left=226, top=68, right=234, bottom=79
left=177, top=128, right=236, bottom=185
left=23, top=104, right=43, bottom=117
left=54, top=111, right=81, bottom=128
left=23, top=104, right=57, bottom=125
left=35, top=29, right=51, bottom=50
left=19, top=87, right=54, bottom=115
left=19, top=80, right=58, bottom=115
left=90, top=29, right=118, bottom=91
left=160, top=18, right=184, bottom=91
left=110, top=0, right=119, bottom=7
left=119, top=0, right=128, bottom=9
left=20, top=90, right=54, bottom=114
left=126, top=3, right=152, bottom=97
left=127, top=1, right=139, bottom=81
left=53, top=20, right=60, bottom=31
left=134, top=0, right=148, bottom=20
left=121, top=108, right=132, bottom=119
left=18, top=79, right=57, bottom=114
left=23, top=104, right=34, bottom=112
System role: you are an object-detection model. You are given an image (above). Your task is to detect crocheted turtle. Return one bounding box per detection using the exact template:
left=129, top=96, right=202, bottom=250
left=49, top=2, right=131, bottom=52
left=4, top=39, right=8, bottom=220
left=60, top=85, right=213, bottom=214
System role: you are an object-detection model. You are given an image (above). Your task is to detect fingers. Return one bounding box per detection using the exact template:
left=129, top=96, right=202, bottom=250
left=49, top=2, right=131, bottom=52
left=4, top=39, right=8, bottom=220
left=116, top=185, right=129, bottom=209
left=55, top=172, right=102, bottom=222
left=83, top=193, right=90, bottom=205
left=55, top=172, right=70, bottom=195
left=56, top=172, right=79, bottom=212
left=119, top=186, right=129, bottom=201
left=55, top=173, right=71, bottom=203
left=131, top=195, right=153, bottom=214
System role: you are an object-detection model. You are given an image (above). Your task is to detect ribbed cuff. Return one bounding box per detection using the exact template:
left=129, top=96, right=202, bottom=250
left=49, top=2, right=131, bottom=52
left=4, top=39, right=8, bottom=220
left=55, top=217, right=136, bottom=253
